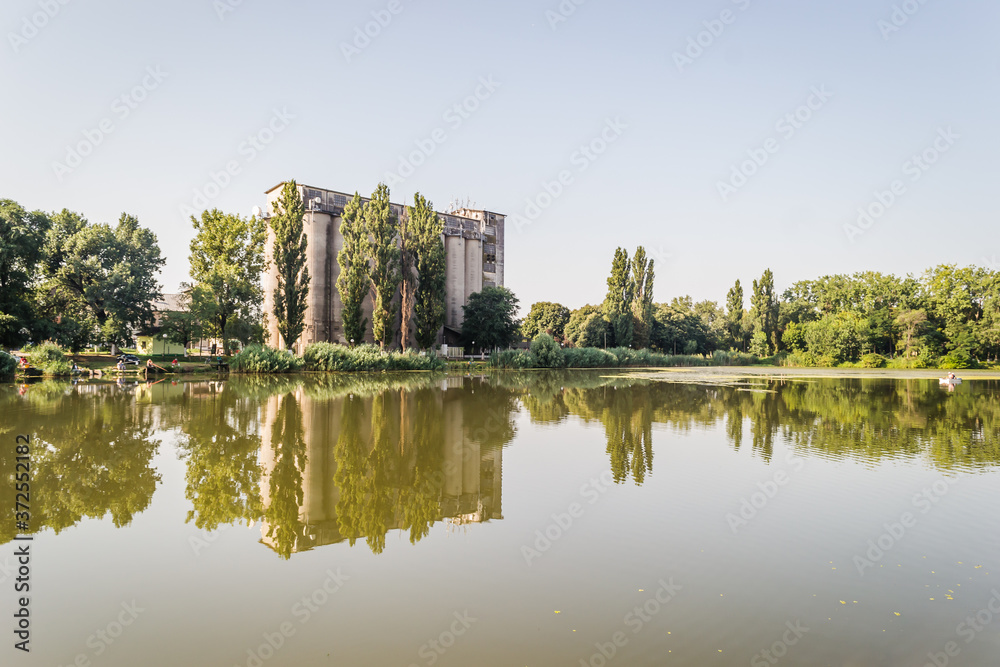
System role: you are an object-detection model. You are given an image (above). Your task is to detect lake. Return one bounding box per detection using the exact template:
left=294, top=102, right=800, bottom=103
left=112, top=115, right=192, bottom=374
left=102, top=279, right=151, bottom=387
left=2, top=369, right=1000, bottom=666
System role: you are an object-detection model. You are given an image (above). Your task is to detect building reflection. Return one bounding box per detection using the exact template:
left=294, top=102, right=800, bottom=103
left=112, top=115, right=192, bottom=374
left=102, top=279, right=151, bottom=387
left=258, top=381, right=504, bottom=558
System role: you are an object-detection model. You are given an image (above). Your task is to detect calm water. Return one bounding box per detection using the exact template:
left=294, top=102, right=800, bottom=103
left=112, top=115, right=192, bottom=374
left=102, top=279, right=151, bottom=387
left=2, top=370, right=1000, bottom=667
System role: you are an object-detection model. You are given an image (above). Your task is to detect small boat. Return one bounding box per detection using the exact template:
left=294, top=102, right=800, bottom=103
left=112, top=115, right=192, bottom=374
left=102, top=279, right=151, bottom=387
left=939, top=377, right=962, bottom=385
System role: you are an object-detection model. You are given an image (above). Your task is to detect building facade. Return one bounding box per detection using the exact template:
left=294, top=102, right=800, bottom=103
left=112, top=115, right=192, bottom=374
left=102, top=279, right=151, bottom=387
left=261, top=183, right=505, bottom=352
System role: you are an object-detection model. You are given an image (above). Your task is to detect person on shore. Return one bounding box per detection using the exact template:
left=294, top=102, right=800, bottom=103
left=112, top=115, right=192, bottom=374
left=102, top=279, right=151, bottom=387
left=171, top=358, right=179, bottom=371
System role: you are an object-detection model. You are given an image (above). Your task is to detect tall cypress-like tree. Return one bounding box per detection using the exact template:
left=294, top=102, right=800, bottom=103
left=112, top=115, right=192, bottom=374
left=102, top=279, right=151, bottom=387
left=750, top=269, right=778, bottom=354
left=631, top=247, right=654, bottom=349
left=399, top=208, right=414, bottom=351
left=726, top=279, right=745, bottom=351
left=365, top=183, right=401, bottom=350
left=270, top=181, right=311, bottom=350
left=407, top=193, right=447, bottom=351
left=604, top=247, right=634, bottom=347
left=336, top=193, right=368, bottom=345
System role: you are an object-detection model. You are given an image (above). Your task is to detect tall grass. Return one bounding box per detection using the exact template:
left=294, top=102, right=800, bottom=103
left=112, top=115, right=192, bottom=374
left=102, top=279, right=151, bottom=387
left=490, top=346, right=760, bottom=369
left=229, top=345, right=304, bottom=373
left=303, top=342, right=445, bottom=372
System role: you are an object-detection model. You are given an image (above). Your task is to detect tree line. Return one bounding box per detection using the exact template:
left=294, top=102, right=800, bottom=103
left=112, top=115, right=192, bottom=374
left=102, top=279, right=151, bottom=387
left=522, top=250, right=1000, bottom=367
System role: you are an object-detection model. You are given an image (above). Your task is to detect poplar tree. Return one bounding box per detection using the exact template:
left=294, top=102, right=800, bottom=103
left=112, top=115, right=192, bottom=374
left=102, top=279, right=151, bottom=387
left=336, top=193, right=368, bottom=345
left=365, top=183, right=401, bottom=350
left=270, top=181, right=310, bottom=350
left=726, top=280, right=745, bottom=351
left=407, top=193, right=447, bottom=351
left=750, top=269, right=778, bottom=354
left=631, top=247, right=654, bottom=349
left=604, top=247, right=634, bottom=347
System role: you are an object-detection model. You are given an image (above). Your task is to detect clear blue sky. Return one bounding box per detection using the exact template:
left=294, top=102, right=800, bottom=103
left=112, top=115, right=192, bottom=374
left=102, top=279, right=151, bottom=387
left=3, top=0, right=998, bottom=313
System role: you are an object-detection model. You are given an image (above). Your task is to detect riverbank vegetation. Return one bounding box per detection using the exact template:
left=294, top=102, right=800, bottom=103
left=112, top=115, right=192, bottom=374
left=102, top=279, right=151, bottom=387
left=230, top=342, right=446, bottom=374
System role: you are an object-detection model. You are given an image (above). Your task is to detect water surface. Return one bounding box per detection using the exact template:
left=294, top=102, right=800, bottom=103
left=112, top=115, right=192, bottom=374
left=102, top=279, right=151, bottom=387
left=2, top=371, right=999, bottom=666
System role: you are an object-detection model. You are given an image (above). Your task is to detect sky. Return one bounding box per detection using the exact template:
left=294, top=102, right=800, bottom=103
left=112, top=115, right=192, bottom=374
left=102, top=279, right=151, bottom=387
left=2, top=0, right=999, bottom=314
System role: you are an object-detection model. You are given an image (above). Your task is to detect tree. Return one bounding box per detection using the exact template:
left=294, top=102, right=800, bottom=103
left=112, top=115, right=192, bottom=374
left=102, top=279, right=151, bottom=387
left=750, top=269, right=778, bottom=354
left=631, top=248, right=655, bottom=349
left=41, top=211, right=164, bottom=352
left=336, top=193, right=368, bottom=345
left=0, top=200, right=49, bottom=347
left=406, top=193, right=448, bottom=351
left=161, top=285, right=205, bottom=352
left=895, top=309, right=929, bottom=356
left=726, top=280, right=745, bottom=351
left=188, top=209, right=266, bottom=355
left=603, top=247, right=634, bottom=347
left=270, top=181, right=311, bottom=350
left=365, top=184, right=401, bottom=350
left=461, top=287, right=520, bottom=351
left=521, top=302, right=571, bottom=341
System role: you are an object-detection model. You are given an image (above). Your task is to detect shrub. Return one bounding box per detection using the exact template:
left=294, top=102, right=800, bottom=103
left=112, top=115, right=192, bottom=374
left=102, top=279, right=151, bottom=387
left=303, top=342, right=445, bottom=372
left=859, top=353, right=887, bottom=368
left=938, top=350, right=974, bottom=370
left=530, top=334, right=566, bottom=368
left=711, top=350, right=757, bottom=366
left=782, top=351, right=818, bottom=367
left=27, top=343, right=72, bottom=376
left=562, top=347, right=618, bottom=367
left=0, top=352, right=17, bottom=379
left=230, top=345, right=304, bottom=373
left=887, top=355, right=927, bottom=369
left=489, top=349, right=536, bottom=369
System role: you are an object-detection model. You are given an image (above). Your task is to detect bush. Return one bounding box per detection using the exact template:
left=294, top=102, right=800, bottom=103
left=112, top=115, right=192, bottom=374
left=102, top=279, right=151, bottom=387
left=859, top=353, right=887, bottom=368
left=782, top=351, right=818, bottom=367
left=230, top=345, right=304, bottom=373
left=489, top=349, right=536, bottom=369
left=562, top=347, right=619, bottom=367
left=938, top=350, right=974, bottom=370
left=711, top=350, right=757, bottom=366
left=0, top=352, right=17, bottom=379
left=887, top=355, right=927, bottom=369
left=27, top=343, right=72, bottom=376
left=530, top=334, right=566, bottom=368
left=303, top=342, right=445, bottom=372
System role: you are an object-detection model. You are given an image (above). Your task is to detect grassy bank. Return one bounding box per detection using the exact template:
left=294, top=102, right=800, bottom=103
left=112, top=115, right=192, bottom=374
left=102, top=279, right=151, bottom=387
left=229, top=343, right=446, bottom=374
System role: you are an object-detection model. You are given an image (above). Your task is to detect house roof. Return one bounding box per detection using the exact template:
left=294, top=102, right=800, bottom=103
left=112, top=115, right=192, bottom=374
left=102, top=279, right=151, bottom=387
left=151, top=294, right=187, bottom=312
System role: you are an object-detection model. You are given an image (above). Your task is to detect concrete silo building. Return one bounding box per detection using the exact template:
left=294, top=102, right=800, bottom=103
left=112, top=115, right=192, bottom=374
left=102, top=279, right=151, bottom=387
left=261, top=183, right=505, bottom=352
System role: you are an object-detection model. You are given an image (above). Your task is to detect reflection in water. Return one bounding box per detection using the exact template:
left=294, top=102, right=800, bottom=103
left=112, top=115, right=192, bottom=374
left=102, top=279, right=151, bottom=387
left=4, top=372, right=1000, bottom=554
left=0, top=382, right=161, bottom=546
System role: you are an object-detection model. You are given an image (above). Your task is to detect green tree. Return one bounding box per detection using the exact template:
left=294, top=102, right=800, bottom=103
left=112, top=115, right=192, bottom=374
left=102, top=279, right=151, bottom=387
left=750, top=269, right=778, bottom=354
left=631, top=248, right=655, bottom=349
left=188, top=209, right=266, bottom=355
left=0, top=200, right=49, bottom=347
left=462, top=286, right=521, bottom=352
left=565, top=305, right=601, bottom=346
left=365, top=184, right=401, bottom=350
left=336, top=193, right=369, bottom=345
left=41, top=211, right=164, bottom=352
left=726, top=280, right=745, bottom=351
left=406, top=193, right=447, bottom=350
left=270, top=181, right=311, bottom=350
left=521, top=302, right=571, bottom=341
left=603, top=247, right=634, bottom=347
